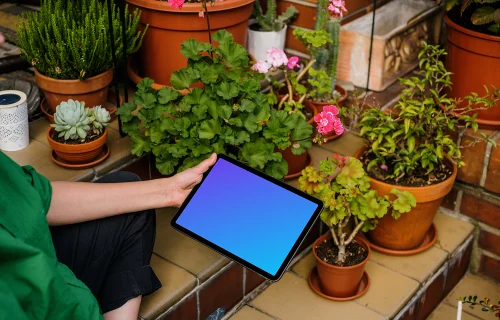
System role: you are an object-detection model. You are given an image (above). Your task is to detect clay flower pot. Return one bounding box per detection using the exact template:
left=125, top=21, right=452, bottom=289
left=47, top=127, right=108, bottom=164
left=354, top=146, right=457, bottom=250
left=307, top=84, right=348, bottom=108
left=312, top=233, right=370, bottom=298
left=445, top=12, right=500, bottom=129
left=126, top=0, right=254, bottom=87
left=35, top=68, right=113, bottom=113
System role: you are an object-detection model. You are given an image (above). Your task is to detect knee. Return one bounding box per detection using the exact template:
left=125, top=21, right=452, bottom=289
left=96, top=171, right=142, bottom=184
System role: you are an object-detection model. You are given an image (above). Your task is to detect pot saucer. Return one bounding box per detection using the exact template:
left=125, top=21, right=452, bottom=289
left=284, top=151, right=312, bottom=180
left=362, top=223, right=438, bottom=256
left=51, top=144, right=110, bottom=169
left=40, top=90, right=121, bottom=124
left=308, top=267, right=370, bottom=301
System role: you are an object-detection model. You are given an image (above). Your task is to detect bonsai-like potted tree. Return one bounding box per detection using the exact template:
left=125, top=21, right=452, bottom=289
left=16, top=0, right=145, bottom=112
left=355, top=42, right=500, bottom=253
left=47, top=100, right=111, bottom=167
left=444, top=0, right=500, bottom=128
left=247, top=0, right=298, bottom=62
left=299, top=154, right=416, bottom=299
left=126, top=0, right=254, bottom=88
left=117, top=30, right=324, bottom=180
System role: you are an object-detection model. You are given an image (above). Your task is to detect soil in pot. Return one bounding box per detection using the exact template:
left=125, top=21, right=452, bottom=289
left=315, top=238, right=368, bottom=267
left=50, top=129, right=104, bottom=145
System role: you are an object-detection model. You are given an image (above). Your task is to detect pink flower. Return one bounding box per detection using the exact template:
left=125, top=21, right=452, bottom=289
left=198, top=10, right=205, bottom=18
left=265, top=47, right=288, bottom=68
left=287, top=56, right=299, bottom=69
left=333, top=117, right=344, bottom=135
left=252, top=60, right=270, bottom=73
left=314, top=106, right=344, bottom=136
left=380, top=164, right=388, bottom=171
left=168, top=0, right=184, bottom=9
left=323, top=105, right=339, bottom=116
left=328, top=0, right=347, bottom=17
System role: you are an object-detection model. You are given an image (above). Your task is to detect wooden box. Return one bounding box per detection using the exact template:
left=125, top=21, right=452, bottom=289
left=337, top=0, right=443, bottom=91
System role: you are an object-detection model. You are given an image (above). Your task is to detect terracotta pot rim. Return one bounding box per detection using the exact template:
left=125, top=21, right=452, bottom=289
left=312, top=233, right=371, bottom=270
left=126, top=0, right=254, bottom=13
left=34, top=68, right=114, bottom=84
left=47, top=127, right=108, bottom=152
left=354, top=146, right=458, bottom=193
left=445, top=12, right=500, bottom=43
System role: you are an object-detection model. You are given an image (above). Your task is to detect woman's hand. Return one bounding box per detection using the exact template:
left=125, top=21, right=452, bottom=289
left=162, top=153, right=217, bottom=207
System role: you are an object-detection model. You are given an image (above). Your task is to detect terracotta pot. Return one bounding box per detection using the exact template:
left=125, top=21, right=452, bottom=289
left=47, top=127, right=108, bottom=164
left=126, top=0, right=254, bottom=87
left=445, top=12, right=500, bottom=129
left=312, top=233, right=370, bottom=298
left=35, top=68, right=113, bottom=113
left=354, top=146, right=457, bottom=250
left=308, top=85, right=348, bottom=108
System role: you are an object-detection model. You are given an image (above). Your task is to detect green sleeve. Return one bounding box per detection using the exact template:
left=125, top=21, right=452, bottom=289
left=0, top=280, right=29, bottom=320
left=21, top=165, right=52, bottom=214
left=0, top=226, right=102, bottom=320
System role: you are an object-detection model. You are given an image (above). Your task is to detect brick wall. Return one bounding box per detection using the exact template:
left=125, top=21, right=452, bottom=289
left=441, top=128, right=500, bottom=283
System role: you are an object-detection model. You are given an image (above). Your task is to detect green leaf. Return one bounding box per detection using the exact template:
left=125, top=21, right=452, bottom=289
left=241, top=142, right=268, bottom=169
left=156, top=157, right=178, bottom=176
left=407, top=136, right=416, bottom=153
left=134, top=92, right=157, bottom=109
left=291, top=118, right=313, bottom=141
left=206, top=99, right=219, bottom=120
left=488, top=23, right=500, bottom=33
left=201, top=65, right=219, bottom=84
left=240, top=99, right=256, bottom=113
left=192, top=143, right=213, bottom=157
left=131, top=135, right=151, bottom=156
left=158, top=87, right=181, bottom=104
left=405, top=118, right=411, bottom=134
left=121, top=117, right=140, bottom=135
left=234, top=131, right=250, bottom=145
left=241, top=78, right=261, bottom=95
left=192, top=104, right=208, bottom=119
left=180, top=39, right=211, bottom=61
left=170, top=68, right=200, bottom=90
left=471, top=6, right=496, bottom=25
left=160, top=117, right=179, bottom=135
left=391, top=189, right=416, bottom=218
left=212, top=30, right=234, bottom=43
left=167, top=144, right=189, bottom=158
left=116, top=102, right=137, bottom=123
left=150, top=122, right=168, bottom=144
left=218, top=104, right=233, bottom=120
left=336, top=158, right=365, bottom=188
left=265, top=159, right=288, bottom=180
left=217, top=81, right=240, bottom=100
left=217, top=41, right=249, bottom=68
left=228, top=117, right=243, bottom=127
left=199, top=119, right=221, bottom=139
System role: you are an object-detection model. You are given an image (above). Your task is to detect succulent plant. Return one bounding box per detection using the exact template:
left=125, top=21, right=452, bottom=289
left=52, top=100, right=91, bottom=140
left=91, top=106, right=111, bottom=134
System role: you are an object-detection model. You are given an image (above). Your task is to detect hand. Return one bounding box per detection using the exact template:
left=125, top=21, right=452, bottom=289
left=163, top=153, right=217, bottom=207
left=0, top=33, right=4, bottom=46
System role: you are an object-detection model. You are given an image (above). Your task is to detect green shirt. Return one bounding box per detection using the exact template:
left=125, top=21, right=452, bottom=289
left=0, top=151, right=103, bottom=320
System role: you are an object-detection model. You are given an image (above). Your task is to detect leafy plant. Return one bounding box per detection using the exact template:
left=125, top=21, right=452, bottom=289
left=446, top=0, right=500, bottom=34
left=52, top=100, right=110, bottom=141
left=16, top=0, right=146, bottom=80
left=338, top=90, right=376, bottom=134
left=357, top=42, right=500, bottom=184
left=117, top=30, right=316, bottom=179
left=458, top=296, right=500, bottom=318
left=252, top=0, right=298, bottom=32
left=299, top=154, right=416, bottom=265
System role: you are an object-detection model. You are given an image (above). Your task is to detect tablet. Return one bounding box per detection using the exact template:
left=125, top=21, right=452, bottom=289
left=171, top=154, right=324, bottom=281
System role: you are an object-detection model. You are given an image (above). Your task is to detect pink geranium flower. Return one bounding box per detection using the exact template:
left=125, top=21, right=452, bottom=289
left=198, top=10, right=205, bottom=18
left=168, top=0, right=184, bottom=9
left=265, top=47, right=288, bottom=68
left=252, top=60, right=270, bottom=73
left=323, top=105, right=339, bottom=116
left=287, top=56, right=299, bottom=69
left=314, top=105, right=344, bottom=136
left=328, top=0, right=347, bottom=17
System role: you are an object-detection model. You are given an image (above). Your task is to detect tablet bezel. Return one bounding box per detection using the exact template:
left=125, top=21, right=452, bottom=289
left=170, top=153, right=324, bottom=281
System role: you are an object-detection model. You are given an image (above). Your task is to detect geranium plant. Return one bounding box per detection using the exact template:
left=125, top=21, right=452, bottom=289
left=299, top=154, right=416, bottom=265
left=357, top=42, right=500, bottom=186
left=446, top=0, right=500, bottom=34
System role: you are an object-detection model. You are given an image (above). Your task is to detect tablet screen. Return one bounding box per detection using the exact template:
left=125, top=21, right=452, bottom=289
left=172, top=156, right=322, bottom=280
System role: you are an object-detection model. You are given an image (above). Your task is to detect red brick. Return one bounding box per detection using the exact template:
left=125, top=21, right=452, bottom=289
left=457, top=130, right=493, bottom=186
left=441, top=187, right=458, bottom=211
left=444, top=240, right=473, bottom=295
left=478, top=229, right=500, bottom=257
left=460, top=191, right=500, bottom=229
left=417, top=271, right=446, bottom=320
left=485, top=134, right=500, bottom=194
left=478, top=254, right=500, bottom=283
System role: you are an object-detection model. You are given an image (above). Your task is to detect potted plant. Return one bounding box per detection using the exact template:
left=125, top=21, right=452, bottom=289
left=126, top=0, right=254, bottom=89
left=16, top=0, right=146, bottom=112
left=445, top=0, right=500, bottom=128
left=355, top=42, right=500, bottom=253
left=298, top=154, right=416, bottom=299
left=47, top=99, right=111, bottom=166
left=247, top=0, right=298, bottom=62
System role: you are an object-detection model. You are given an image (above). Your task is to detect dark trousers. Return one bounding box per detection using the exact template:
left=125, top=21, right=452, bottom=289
left=50, top=172, right=162, bottom=313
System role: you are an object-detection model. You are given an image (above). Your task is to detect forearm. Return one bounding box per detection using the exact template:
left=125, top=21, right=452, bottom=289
left=47, top=180, right=170, bottom=226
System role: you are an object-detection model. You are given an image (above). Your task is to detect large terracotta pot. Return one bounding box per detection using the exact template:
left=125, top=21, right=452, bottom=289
left=47, top=127, right=108, bottom=164
left=312, top=233, right=370, bottom=298
left=126, top=0, right=254, bottom=87
left=35, top=68, right=113, bottom=113
left=354, top=146, right=457, bottom=250
left=445, top=12, right=500, bottom=129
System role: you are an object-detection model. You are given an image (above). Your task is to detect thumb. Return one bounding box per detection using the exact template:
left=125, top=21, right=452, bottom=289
left=193, top=153, right=217, bottom=174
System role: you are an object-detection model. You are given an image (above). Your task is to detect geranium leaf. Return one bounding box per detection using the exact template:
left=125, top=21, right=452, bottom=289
left=158, top=87, right=180, bottom=104
left=240, top=99, right=256, bottom=113
left=156, top=157, right=178, bottom=176
left=212, top=30, right=234, bottom=44
left=241, top=142, right=268, bottom=169
left=180, top=39, right=211, bottom=61
left=170, top=68, right=200, bottom=90
left=199, top=119, right=221, bottom=139
left=121, top=117, right=140, bottom=135
left=218, top=104, right=233, bottom=120
left=336, top=158, right=365, bottom=188
left=137, top=78, right=154, bottom=91
left=134, top=92, right=156, bottom=109
left=391, top=189, right=417, bottom=218
left=265, top=158, right=288, bottom=180
left=217, top=42, right=249, bottom=68
left=116, top=102, right=137, bottom=123
left=217, top=81, right=239, bottom=100
left=131, top=135, right=151, bottom=156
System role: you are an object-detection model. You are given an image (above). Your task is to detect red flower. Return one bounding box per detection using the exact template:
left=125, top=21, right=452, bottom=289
left=168, top=0, right=184, bottom=9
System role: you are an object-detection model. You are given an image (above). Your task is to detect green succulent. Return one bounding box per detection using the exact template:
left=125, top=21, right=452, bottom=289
left=91, top=106, right=111, bottom=134
left=52, top=100, right=91, bottom=140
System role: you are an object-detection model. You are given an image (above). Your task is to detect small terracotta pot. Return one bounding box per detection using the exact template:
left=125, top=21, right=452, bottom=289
left=445, top=12, right=500, bottom=129
left=126, top=0, right=254, bottom=87
left=47, top=127, right=108, bottom=164
left=308, top=85, right=348, bottom=108
left=354, top=146, right=457, bottom=250
left=35, top=68, right=113, bottom=113
left=312, top=233, right=370, bottom=298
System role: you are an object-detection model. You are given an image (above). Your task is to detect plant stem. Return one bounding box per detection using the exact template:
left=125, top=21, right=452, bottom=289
left=203, top=1, right=213, bottom=58
left=297, top=59, right=316, bottom=82
left=329, top=224, right=339, bottom=246
left=345, top=221, right=365, bottom=245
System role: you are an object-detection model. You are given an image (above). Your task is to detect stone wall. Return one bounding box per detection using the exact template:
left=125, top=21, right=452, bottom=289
left=442, top=128, right=500, bottom=283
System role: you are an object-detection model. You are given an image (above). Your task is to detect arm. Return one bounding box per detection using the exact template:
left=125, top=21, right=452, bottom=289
left=46, top=153, right=217, bottom=226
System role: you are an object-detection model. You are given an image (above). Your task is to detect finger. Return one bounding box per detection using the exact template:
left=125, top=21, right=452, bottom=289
left=192, top=153, right=217, bottom=173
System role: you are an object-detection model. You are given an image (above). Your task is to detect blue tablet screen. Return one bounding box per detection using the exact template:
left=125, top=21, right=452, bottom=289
left=175, top=158, right=319, bottom=276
